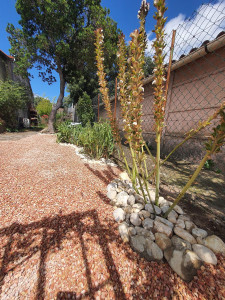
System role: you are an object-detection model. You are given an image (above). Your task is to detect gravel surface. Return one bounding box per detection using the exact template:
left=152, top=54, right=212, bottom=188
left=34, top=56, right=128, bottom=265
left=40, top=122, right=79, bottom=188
left=0, top=133, right=224, bottom=300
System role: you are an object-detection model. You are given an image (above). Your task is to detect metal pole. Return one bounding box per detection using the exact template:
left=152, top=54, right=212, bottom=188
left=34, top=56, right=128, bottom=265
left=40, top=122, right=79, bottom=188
left=98, top=94, right=100, bottom=122
left=165, top=30, right=176, bottom=101
left=114, top=78, right=117, bottom=120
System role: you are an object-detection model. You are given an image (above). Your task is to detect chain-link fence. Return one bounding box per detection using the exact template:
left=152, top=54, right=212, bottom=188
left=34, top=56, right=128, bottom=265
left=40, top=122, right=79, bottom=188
left=98, top=0, right=225, bottom=228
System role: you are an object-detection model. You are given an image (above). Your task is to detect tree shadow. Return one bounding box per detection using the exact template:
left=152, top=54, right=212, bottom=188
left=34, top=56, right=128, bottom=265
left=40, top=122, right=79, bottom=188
left=84, top=163, right=118, bottom=185
left=0, top=209, right=127, bottom=299
left=0, top=208, right=223, bottom=299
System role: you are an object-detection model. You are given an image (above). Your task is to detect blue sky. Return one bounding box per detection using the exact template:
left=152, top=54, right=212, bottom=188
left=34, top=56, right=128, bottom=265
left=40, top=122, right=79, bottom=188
left=0, top=0, right=221, bottom=101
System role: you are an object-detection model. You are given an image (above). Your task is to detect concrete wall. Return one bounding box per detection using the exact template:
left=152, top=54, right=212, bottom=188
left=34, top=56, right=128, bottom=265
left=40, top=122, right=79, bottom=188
left=99, top=46, right=225, bottom=169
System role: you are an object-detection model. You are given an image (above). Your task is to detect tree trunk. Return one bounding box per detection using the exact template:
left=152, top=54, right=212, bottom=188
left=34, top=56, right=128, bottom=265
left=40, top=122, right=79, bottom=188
left=45, top=67, right=65, bottom=133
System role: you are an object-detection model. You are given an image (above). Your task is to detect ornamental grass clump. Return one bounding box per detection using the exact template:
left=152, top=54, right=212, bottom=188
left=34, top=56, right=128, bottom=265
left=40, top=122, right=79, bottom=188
left=95, top=0, right=225, bottom=218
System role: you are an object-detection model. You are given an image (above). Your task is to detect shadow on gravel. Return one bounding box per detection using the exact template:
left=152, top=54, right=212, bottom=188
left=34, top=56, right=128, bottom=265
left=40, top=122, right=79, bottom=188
left=0, top=210, right=126, bottom=299
left=84, top=163, right=118, bottom=185
left=0, top=208, right=223, bottom=299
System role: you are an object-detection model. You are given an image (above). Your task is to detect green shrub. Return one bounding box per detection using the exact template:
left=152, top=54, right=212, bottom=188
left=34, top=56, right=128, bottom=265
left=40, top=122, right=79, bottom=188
left=0, top=80, right=29, bottom=128
left=56, top=121, right=74, bottom=143
left=57, top=121, right=115, bottom=159
left=36, top=98, right=52, bottom=117
left=77, top=92, right=95, bottom=126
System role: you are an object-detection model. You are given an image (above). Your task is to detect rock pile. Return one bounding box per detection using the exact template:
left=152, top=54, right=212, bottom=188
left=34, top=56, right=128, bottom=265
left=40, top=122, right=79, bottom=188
left=107, top=178, right=225, bottom=281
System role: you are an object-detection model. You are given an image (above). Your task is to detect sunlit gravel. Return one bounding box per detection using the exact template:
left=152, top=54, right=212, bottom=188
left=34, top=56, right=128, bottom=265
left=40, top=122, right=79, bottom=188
left=0, top=134, right=224, bottom=299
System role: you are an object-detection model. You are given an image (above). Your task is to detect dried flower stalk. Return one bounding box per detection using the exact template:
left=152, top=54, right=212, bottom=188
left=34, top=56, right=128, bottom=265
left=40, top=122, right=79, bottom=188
left=152, top=0, right=167, bottom=205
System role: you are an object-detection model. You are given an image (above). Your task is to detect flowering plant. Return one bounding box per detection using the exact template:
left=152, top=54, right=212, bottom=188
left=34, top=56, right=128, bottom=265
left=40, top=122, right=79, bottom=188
left=95, top=0, right=225, bottom=217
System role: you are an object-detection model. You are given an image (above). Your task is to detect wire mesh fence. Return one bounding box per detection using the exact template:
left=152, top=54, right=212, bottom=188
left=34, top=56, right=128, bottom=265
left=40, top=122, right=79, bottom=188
left=97, top=0, right=225, bottom=220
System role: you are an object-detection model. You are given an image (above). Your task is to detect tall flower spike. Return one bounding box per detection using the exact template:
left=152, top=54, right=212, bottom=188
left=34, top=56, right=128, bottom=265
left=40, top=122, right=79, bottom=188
left=138, top=0, right=150, bottom=20
left=95, top=28, right=121, bottom=145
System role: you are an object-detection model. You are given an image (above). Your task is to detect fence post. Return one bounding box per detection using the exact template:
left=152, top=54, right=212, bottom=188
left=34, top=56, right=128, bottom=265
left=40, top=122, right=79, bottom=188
left=161, top=72, right=175, bottom=151
left=161, top=30, right=176, bottom=153
left=114, top=78, right=117, bottom=120
left=98, top=94, right=100, bottom=122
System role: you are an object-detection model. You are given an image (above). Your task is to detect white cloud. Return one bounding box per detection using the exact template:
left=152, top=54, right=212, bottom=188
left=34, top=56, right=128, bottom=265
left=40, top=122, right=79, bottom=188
left=146, top=0, right=225, bottom=61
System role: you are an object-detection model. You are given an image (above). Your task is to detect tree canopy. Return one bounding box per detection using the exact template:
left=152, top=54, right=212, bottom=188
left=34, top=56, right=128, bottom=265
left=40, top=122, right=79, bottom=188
left=7, top=0, right=120, bottom=132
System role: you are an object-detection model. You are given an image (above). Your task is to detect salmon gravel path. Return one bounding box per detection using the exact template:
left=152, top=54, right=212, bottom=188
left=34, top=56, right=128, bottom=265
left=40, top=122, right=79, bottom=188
left=0, top=133, right=224, bottom=300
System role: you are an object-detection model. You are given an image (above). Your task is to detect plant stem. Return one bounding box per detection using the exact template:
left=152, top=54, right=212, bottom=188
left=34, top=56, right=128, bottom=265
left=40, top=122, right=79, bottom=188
left=155, top=128, right=161, bottom=206
left=143, top=142, right=156, bottom=164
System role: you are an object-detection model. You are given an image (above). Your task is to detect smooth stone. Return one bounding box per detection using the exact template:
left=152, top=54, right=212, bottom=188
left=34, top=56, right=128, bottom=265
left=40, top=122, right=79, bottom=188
left=117, top=191, right=129, bottom=207
left=204, top=235, right=225, bottom=256
left=145, top=204, right=161, bottom=215
left=135, top=195, right=145, bottom=205
left=118, top=222, right=129, bottom=242
left=155, top=216, right=174, bottom=229
left=183, top=250, right=203, bottom=281
left=192, top=244, right=217, bottom=265
left=133, top=203, right=144, bottom=211
left=161, top=200, right=173, bottom=207
left=192, top=228, right=208, bottom=239
left=178, top=214, right=191, bottom=222
left=138, top=210, right=151, bottom=220
left=153, top=220, right=173, bottom=237
left=119, top=171, right=130, bottom=182
left=161, top=205, right=170, bottom=214
left=142, top=218, right=154, bottom=230
left=185, top=221, right=196, bottom=232
left=128, top=226, right=136, bottom=236
left=173, top=205, right=184, bottom=215
left=127, top=195, right=135, bottom=206
left=196, top=236, right=204, bottom=245
left=109, top=199, right=117, bottom=206
left=113, top=208, right=125, bottom=222
left=107, top=189, right=117, bottom=200
left=171, top=235, right=192, bottom=251
left=158, top=196, right=168, bottom=207
left=176, top=219, right=185, bottom=229
left=164, top=248, right=203, bottom=282
left=174, top=227, right=197, bottom=244
left=167, top=210, right=178, bottom=224
left=130, top=213, right=142, bottom=226
left=127, top=188, right=135, bottom=195
left=145, top=240, right=163, bottom=261
left=149, top=191, right=156, bottom=202
left=107, top=182, right=117, bottom=192
left=125, top=213, right=131, bottom=225
left=123, top=206, right=132, bottom=214
left=130, top=235, right=146, bottom=253
left=155, top=232, right=172, bottom=251
left=135, top=226, right=155, bottom=240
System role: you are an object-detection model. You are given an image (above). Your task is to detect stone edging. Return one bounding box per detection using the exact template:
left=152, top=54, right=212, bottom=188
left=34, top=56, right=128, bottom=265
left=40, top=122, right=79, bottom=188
left=107, top=173, right=225, bottom=282
left=59, top=142, right=117, bottom=167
